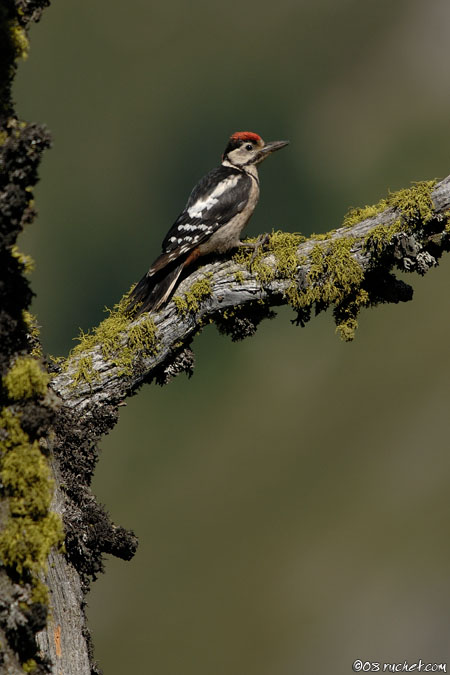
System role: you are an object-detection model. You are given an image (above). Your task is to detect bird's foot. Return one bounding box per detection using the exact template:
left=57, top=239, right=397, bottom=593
left=238, top=233, right=271, bottom=266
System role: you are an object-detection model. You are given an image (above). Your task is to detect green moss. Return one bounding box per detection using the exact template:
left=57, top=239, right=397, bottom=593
left=2, top=443, right=53, bottom=517
left=232, top=181, right=436, bottom=341
left=343, top=199, right=389, bottom=227
left=234, top=230, right=306, bottom=285
left=0, top=409, right=64, bottom=585
left=309, top=229, right=336, bottom=241
left=234, top=270, right=245, bottom=284
left=117, top=317, right=159, bottom=376
left=388, top=180, right=435, bottom=224
left=173, top=274, right=212, bottom=316
left=269, top=231, right=306, bottom=277
left=363, top=220, right=402, bottom=255
left=359, top=182, right=436, bottom=257
left=22, top=310, right=39, bottom=337
left=343, top=180, right=436, bottom=229
left=9, top=21, right=29, bottom=60
left=301, top=239, right=363, bottom=297
left=22, top=310, right=43, bottom=358
left=0, top=511, right=62, bottom=577
left=71, top=354, right=98, bottom=387
left=233, top=236, right=274, bottom=283
left=22, top=659, right=37, bottom=673
left=11, top=244, right=34, bottom=273
left=261, top=234, right=365, bottom=340
left=3, top=356, right=50, bottom=401
left=68, top=291, right=159, bottom=384
left=128, top=318, right=158, bottom=352
left=235, top=230, right=366, bottom=339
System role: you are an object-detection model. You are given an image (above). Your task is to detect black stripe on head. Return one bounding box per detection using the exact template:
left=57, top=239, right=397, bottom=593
left=222, top=137, right=242, bottom=160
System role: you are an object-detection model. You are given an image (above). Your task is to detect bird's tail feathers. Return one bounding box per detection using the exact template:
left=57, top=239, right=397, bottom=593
left=128, top=262, right=184, bottom=316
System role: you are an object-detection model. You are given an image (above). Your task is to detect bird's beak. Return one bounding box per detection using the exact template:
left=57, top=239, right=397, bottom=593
left=257, top=139, right=289, bottom=163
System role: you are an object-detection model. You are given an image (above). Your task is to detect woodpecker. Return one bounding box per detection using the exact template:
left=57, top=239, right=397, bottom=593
left=128, top=131, right=289, bottom=315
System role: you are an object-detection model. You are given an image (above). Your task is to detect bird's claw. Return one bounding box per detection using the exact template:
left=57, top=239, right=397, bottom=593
left=248, top=233, right=270, bottom=265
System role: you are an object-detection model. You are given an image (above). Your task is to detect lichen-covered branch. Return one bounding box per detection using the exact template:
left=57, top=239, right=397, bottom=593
left=43, top=178, right=450, bottom=629
left=53, top=176, right=450, bottom=415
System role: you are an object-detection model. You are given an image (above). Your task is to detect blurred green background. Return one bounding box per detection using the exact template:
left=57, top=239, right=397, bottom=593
left=14, top=1, right=450, bottom=673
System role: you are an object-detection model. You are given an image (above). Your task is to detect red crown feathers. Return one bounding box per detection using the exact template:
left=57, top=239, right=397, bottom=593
left=230, top=131, right=262, bottom=143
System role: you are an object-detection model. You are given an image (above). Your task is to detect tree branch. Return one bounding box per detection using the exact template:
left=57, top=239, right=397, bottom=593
left=42, top=179, right=450, bottom=672
left=53, top=175, right=450, bottom=413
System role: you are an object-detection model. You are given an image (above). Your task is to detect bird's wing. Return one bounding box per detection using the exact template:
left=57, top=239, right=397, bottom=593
left=161, top=166, right=252, bottom=253
left=143, top=167, right=252, bottom=278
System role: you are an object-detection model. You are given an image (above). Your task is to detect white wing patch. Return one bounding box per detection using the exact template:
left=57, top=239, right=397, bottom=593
left=187, top=175, right=240, bottom=219
left=178, top=224, right=197, bottom=231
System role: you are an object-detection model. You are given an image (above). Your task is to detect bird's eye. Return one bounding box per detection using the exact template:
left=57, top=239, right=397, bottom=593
left=245, top=143, right=253, bottom=151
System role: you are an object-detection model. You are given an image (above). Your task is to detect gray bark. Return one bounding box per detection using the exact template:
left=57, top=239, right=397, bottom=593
left=52, top=175, right=450, bottom=416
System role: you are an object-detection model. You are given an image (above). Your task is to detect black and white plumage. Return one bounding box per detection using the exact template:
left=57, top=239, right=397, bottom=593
left=162, top=166, right=252, bottom=257
left=128, top=131, right=289, bottom=315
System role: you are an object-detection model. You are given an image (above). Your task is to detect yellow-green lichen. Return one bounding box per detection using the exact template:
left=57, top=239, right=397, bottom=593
left=302, top=238, right=363, bottom=302
left=128, top=318, right=158, bottom=351
left=22, top=659, right=37, bottom=673
left=363, top=220, right=402, bottom=255
left=22, top=310, right=43, bottom=358
left=117, top=317, right=159, bottom=376
left=233, top=236, right=274, bottom=283
left=343, top=200, right=389, bottom=228
left=2, top=356, right=50, bottom=401
left=11, top=244, right=34, bottom=273
left=234, top=230, right=306, bottom=285
left=0, top=409, right=64, bottom=586
left=388, top=180, right=435, bottom=225
left=309, top=229, right=336, bottom=241
left=71, top=354, right=98, bottom=387
left=68, top=292, right=159, bottom=384
left=235, top=230, right=367, bottom=339
left=232, top=180, right=436, bottom=341
left=343, top=180, right=436, bottom=230
left=269, top=231, right=306, bottom=277
left=9, top=21, right=29, bottom=60
left=234, top=270, right=245, bottom=284
left=235, top=232, right=369, bottom=340
left=173, top=274, right=212, bottom=316
left=243, top=229, right=367, bottom=340
left=355, top=182, right=436, bottom=257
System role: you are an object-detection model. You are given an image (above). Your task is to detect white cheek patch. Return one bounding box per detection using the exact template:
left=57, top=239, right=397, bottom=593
left=187, top=175, right=240, bottom=218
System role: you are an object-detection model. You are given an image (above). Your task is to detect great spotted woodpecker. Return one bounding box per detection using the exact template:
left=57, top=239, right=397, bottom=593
left=128, top=131, right=289, bottom=315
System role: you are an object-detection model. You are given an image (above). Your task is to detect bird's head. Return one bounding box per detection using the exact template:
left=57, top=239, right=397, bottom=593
left=222, top=131, right=289, bottom=168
